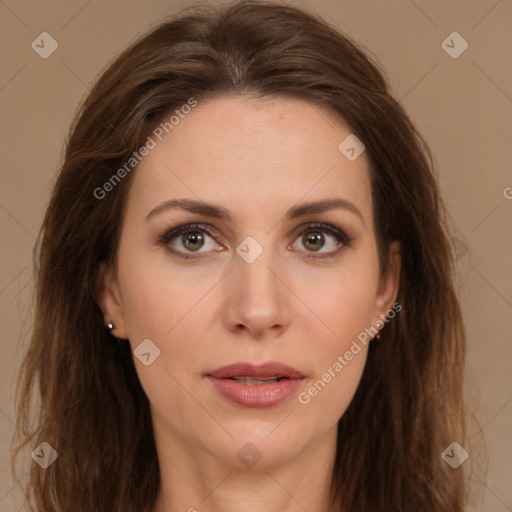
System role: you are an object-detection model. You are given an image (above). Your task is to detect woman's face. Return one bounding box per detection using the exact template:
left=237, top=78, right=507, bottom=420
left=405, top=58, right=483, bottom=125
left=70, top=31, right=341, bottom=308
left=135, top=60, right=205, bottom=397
left=99, top=95, right=400, bottom=470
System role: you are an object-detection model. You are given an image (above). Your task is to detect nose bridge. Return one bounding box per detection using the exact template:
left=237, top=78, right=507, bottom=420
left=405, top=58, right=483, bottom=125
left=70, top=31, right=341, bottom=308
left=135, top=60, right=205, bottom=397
left=238, top=251, right=278, bottom=299
left=222, top=236, right=290, bottom=334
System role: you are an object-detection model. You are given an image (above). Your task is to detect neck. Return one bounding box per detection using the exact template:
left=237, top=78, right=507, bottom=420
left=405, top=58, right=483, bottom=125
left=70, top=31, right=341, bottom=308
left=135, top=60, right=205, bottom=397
left=151, top=425, right=338, bottom=512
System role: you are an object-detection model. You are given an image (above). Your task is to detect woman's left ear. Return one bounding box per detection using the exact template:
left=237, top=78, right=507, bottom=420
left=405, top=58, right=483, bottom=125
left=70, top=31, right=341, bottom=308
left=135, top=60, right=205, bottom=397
left=373, top=241, right=401, bottom=321
left=95, top=262, right=129, bottom=339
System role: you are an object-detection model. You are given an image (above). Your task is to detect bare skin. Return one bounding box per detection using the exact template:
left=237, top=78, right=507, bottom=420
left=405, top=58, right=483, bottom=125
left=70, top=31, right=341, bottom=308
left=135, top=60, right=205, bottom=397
left=98, top=95, right=401, bottom=512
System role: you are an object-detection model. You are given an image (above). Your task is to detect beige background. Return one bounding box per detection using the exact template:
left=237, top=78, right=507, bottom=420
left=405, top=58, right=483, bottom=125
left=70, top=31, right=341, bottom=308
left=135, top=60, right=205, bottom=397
left=1, top=0, right=511, bottom=510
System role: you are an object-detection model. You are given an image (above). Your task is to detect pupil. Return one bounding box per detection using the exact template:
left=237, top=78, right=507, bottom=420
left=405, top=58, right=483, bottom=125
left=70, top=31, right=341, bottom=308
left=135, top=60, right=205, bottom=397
left=303, top=232, right=324, bottom=251
left=183, top=232, right=204, bottom=251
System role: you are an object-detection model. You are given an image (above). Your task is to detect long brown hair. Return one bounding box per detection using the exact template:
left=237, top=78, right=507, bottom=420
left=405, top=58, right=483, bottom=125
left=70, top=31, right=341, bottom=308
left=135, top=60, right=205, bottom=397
left=13, top=1, right=468, bottom=510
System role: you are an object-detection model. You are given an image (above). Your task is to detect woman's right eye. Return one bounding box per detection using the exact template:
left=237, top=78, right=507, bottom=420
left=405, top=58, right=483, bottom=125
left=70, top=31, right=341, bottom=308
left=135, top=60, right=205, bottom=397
left=158, top=223, right=224, bottom=260
left=170, top=230, right=218, bottom=253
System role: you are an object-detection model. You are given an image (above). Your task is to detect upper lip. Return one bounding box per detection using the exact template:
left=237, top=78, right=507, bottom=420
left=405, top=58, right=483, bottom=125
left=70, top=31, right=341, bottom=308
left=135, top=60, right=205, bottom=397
left=207, top=362, right=305, bottom=379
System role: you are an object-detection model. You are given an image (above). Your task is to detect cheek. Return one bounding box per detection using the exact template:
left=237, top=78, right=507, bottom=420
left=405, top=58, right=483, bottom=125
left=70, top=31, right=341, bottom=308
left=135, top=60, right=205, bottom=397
left=289, top=253, right=378, bottom=419
left=298, top=347, right=368, bottom=425
left=292, top=251, right=380, bottom=349
left=116, top=248, right=218, bottom=403
left=117, top=244, right=212, bottom=342
left=293, top=280, right=374, bottom=428
left=116, top=255, right=211, bottom=422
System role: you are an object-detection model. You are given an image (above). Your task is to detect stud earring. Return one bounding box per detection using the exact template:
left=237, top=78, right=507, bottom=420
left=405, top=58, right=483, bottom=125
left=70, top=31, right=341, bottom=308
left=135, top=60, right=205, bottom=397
left=107, top=322, right=115, bottom=332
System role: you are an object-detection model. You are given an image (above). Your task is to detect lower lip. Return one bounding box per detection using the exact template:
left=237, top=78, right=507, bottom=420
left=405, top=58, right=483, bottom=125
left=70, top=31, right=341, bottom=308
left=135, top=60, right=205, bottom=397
left=208, top=377, right=303, bottom=408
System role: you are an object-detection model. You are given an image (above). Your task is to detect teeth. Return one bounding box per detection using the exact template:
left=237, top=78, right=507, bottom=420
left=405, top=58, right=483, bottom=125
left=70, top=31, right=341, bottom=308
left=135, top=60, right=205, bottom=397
left=232, top=377, right=281, bottom=386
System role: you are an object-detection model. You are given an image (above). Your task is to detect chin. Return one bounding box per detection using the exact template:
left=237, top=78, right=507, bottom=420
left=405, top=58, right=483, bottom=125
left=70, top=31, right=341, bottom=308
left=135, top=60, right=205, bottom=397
left=205, top=419, right=313, bottom=470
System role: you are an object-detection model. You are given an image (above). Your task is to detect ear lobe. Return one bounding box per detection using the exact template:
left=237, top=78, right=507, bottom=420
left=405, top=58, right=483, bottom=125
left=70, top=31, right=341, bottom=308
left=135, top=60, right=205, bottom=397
left=95, top=262, right=129, bottom=339
left=373, top=240, right=401, bottom=319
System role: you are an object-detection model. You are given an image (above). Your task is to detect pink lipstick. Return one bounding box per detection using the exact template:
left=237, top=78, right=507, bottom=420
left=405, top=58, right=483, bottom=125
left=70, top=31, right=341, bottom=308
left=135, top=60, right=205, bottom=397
left=207, top=362, right=305, bottom=408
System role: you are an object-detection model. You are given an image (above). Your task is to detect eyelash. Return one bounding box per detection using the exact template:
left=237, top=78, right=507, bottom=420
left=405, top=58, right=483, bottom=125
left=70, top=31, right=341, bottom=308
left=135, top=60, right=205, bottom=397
left=157, top=222, right=353, bottom=261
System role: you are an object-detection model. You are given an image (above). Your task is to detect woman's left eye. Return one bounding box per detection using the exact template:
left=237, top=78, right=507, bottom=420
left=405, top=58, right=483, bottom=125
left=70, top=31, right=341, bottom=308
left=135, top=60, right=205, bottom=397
left=290, top=223, right=352, bottom=259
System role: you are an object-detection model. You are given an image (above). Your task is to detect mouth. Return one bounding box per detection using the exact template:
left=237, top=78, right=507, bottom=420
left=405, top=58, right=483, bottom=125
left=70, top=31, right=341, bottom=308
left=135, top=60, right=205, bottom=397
left=207, top=361, right=305, bottom=380
left=206, top=362, right=305, bottom=408
left=224, top=376, right=286, bottom=386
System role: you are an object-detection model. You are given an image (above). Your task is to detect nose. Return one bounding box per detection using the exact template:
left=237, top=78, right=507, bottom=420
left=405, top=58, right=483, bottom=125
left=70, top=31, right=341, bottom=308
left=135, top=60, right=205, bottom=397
left=220, top=249, right=291, bottom=338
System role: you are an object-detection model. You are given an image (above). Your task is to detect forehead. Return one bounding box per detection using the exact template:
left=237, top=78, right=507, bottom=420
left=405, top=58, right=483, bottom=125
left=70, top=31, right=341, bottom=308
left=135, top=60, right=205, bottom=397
left=127, top=95, right=372, bottom=224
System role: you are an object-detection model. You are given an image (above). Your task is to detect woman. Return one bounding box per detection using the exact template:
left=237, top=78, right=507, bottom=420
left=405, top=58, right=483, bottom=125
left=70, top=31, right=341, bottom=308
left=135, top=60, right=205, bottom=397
left=13, top=1, right=468, bottom=510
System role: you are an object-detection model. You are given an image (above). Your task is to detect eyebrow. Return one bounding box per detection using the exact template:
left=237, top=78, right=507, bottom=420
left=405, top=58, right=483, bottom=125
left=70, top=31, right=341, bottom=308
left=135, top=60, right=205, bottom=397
left=145, top=197, right=365, bottom=225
